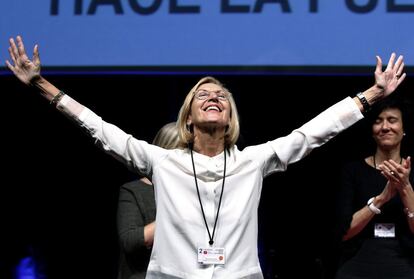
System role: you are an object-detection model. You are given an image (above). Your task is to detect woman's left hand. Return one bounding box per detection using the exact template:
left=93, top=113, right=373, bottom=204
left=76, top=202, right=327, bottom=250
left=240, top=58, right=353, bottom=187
left=379, top=156, right=412, bottom=191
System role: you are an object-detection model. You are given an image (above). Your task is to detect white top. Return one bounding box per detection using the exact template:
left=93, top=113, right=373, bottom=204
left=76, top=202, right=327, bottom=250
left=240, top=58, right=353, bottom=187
left=57, top=96, right=363, bottom=279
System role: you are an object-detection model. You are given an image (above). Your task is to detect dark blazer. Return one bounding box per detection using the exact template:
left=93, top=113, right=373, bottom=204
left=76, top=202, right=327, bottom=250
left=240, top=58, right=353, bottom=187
left=117, top=179, right=156, bottom=279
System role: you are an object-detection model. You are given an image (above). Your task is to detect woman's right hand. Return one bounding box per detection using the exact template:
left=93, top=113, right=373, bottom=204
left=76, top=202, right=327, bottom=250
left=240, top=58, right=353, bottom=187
left=373, top=53, right=405, bottom=98
left=6, top=35, right=41, bottom=85
left=377, top=181, right=397, bottom=204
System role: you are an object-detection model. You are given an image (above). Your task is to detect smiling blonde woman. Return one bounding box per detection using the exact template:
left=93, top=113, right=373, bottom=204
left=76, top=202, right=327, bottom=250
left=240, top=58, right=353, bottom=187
left=6, top=35, right=407, bottom=279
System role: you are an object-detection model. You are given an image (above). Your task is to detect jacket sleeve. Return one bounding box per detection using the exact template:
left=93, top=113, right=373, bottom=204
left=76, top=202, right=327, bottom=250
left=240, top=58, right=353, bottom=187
left=56, top=95, right=167, bottom=177
left=117, top=184, right=148, bottom=254
left=262, top=97, right=363, bottom=176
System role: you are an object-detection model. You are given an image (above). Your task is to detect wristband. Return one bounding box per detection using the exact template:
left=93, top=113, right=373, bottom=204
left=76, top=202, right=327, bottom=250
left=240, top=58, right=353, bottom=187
left=367, top=197, right=381, bottom=214
left=356, top=92, right=371, bottom=113
left=50, top=90, right=65, bottom=105
left=405, top=208, right=414, bottom=219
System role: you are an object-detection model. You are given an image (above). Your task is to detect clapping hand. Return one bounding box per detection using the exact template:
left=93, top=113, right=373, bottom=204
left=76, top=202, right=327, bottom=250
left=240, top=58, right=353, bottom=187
left=379, top=156, right=412, bottom=191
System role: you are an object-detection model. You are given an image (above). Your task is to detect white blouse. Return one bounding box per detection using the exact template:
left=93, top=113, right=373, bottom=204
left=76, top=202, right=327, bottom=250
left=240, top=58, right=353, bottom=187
left=57, top=96, right=363, bottom=279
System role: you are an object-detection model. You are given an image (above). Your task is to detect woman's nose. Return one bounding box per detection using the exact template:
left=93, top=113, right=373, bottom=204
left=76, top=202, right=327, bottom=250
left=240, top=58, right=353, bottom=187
left=381, top=121, right=390, bottom=130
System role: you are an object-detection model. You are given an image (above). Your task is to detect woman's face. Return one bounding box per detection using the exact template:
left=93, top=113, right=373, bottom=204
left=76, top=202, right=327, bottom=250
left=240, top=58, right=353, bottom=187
left=187, top=82, right=231, bottom=130
left=372, top=108, right=404, bottom=150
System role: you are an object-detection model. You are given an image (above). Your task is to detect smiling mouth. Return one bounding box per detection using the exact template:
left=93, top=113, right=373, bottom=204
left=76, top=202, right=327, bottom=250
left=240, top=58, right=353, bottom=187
left=204, top=105, right=221, bottom=112
left=379, top=133, right=394, bottom=137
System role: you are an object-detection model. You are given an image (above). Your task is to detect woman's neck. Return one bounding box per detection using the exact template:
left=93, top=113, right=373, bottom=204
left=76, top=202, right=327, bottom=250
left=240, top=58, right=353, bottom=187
left=373, top=148, right=402, bottom=168
left=192, top=128, right=225, bottom=157
left=140, top=177, right=152, bottom=185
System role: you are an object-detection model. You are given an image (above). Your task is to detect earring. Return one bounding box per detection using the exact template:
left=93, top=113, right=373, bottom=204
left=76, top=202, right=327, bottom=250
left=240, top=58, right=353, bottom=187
left=403, top=133, right=406, bottom=136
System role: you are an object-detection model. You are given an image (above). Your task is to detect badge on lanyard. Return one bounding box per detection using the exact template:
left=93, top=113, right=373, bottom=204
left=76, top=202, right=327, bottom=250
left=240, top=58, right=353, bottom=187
left=197, top=247, right=226, bottom=265
left=374, top=223, right=395, bottom=238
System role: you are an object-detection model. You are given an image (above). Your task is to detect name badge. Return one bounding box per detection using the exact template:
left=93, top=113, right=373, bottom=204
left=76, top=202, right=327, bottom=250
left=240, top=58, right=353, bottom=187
left=374, top=223, right=395, bottom=238
left=197, top=247, right=225, bottom=265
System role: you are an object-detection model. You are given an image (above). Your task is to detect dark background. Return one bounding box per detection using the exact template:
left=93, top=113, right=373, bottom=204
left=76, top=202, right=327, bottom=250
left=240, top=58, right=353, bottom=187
left=1, top=72, right=413, bottom=279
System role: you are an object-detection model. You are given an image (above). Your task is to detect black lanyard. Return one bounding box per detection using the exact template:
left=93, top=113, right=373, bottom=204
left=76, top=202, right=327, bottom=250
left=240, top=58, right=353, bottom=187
left=190, top=146, right=227, bottom=246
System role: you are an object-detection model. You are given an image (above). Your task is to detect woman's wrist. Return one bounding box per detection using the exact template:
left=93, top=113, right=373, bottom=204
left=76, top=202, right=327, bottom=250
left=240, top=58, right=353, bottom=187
left=29, top=76, right=61, bottom=103
left=363, top=85, right=385, bottom=106
left=367, top=197, right=382, bottom=214
left=29, top=74, right=42, bottom=86
left=402, top=184, right=413, bottom=191
left=404, top=207, right=414, bottom=219
left=373, top=194, right=388, bottom=207
left=50, top=90, right=65, bottom=105
left=30, top=75, right=47, bottom=90
left=356, top=92, right=371, bottom=113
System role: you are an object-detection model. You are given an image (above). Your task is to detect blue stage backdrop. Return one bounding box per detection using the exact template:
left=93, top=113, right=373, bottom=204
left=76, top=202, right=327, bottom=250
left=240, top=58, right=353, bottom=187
left=1, top=0, right=413, bottom=73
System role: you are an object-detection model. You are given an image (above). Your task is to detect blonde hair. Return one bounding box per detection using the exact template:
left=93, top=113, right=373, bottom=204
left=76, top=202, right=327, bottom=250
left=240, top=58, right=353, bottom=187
left=176, top=76, right=240, bottom=148
left=152, top=122, right=180, bottom=149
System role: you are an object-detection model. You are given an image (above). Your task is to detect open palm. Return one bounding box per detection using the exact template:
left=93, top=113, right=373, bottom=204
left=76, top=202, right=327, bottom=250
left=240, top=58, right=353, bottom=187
left=374, top=53, right=405, bottom=97
left=6, top=36, right=41, bottom=85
